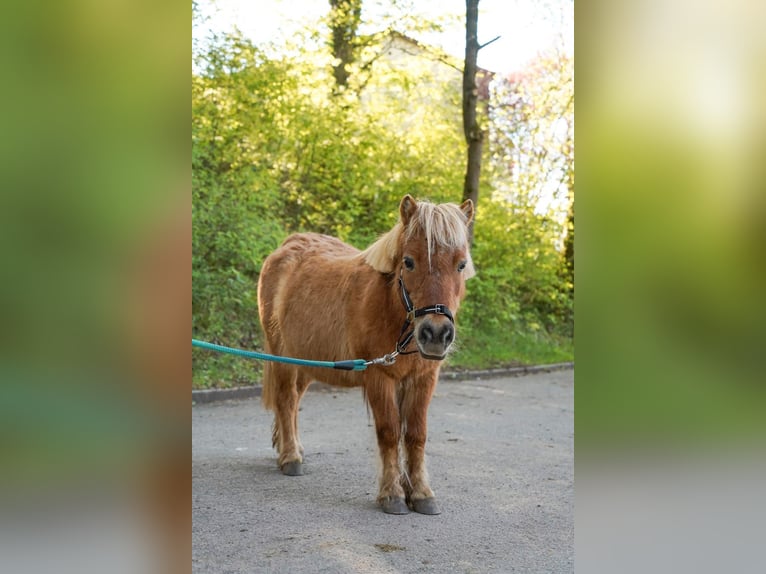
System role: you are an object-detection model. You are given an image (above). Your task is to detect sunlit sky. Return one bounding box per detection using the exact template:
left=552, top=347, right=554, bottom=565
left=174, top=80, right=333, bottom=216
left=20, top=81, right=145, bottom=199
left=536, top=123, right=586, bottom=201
left=197, top=0, right=573, bottom=76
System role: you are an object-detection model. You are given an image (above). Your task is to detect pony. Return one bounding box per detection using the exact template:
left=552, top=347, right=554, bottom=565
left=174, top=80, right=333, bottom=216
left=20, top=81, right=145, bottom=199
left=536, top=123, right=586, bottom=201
left=257, top=195, right=475, bottom=514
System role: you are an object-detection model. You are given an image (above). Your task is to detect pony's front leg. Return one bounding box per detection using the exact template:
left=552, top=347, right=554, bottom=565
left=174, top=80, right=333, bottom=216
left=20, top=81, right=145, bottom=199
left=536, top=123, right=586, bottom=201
left=366, top=378, right=408, bottom=514
left=401, top=376, right=440, bottom=515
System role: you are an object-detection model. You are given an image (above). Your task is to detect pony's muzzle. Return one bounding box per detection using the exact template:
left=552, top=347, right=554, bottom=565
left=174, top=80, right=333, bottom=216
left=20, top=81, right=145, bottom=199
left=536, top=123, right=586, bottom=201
left=416, top=318, right=454, bottom=360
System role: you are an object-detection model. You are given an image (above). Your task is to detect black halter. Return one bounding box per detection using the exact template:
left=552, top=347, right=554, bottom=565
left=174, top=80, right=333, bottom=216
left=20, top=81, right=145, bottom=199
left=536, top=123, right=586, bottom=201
left=395, top=270, right=454, bottom=355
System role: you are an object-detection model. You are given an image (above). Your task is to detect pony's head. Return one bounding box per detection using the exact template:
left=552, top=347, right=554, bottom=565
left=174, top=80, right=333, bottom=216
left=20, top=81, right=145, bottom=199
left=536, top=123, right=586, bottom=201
left=363, top=195, right=475, bottom=360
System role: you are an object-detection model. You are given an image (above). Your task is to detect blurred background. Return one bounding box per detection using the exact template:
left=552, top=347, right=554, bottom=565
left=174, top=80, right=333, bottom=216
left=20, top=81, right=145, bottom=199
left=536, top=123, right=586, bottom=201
left=577, top=0, right=765, bottom=447
left=576, top=0, right=766, bottom=572
left=0, top=1, right=189, bottom=573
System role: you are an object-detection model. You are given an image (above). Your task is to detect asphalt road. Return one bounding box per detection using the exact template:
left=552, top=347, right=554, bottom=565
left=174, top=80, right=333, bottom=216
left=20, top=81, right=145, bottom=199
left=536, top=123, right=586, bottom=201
left=192, top=369, right=573, bottom=573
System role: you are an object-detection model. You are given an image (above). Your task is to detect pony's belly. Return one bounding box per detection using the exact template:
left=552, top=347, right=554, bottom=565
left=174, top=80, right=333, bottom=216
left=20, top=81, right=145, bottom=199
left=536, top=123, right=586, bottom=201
left=297, top=366, right=366, bottom=389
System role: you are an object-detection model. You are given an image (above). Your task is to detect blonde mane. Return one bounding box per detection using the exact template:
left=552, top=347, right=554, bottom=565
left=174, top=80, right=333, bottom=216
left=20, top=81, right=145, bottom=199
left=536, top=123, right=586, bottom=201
left=361, top=200, right=475, bottom=277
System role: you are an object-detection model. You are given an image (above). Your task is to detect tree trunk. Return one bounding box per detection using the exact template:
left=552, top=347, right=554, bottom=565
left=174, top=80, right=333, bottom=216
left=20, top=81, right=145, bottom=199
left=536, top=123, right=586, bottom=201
left=329, top=0, right=362, bottom=91
left=462, top=0, right=483, bottom=245
left=563, top=200, right=574, bottom=291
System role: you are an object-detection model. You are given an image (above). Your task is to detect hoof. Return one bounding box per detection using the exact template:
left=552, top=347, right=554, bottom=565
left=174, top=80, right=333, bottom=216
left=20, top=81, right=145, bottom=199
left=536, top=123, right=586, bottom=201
left=380, top=497, right=409, bottom=515
left=411, top=497, right=441, bottom=515
left=281, top=461, right=303, bottom=476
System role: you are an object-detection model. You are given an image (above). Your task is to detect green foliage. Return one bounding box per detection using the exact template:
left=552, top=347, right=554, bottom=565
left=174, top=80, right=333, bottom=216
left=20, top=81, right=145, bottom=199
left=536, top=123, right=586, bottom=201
left=192, top=30, right=574, bottom=388
left=192, top=37, right=288, bottom=385
left=462, top=196, right=573, bottom=339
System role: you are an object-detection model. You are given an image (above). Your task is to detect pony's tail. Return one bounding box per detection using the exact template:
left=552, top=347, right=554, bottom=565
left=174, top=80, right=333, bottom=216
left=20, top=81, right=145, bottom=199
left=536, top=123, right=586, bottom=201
left=261, top=361, right=276, bottom=411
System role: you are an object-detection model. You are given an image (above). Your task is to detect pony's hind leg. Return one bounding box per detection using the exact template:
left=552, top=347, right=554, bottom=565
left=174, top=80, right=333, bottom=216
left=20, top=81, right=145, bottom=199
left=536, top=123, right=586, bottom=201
left=293, top=374, right=311, bottom=458
left=267, top=364, right=304, bottom=476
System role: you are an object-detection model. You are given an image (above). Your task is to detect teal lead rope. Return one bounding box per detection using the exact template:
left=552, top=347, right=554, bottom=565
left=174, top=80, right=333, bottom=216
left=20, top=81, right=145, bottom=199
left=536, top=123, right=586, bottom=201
left=192, top=339, right=373, bottom=371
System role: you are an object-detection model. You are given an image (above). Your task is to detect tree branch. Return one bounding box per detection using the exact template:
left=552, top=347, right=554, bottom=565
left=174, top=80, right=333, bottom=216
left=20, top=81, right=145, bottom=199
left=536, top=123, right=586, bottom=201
left=479, top=35, right=500, bottom=50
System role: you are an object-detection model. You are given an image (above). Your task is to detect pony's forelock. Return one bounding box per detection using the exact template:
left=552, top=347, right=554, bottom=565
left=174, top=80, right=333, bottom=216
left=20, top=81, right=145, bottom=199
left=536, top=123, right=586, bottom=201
left=406, top=202, right=471, bottom=272
left=361, top=222, right=404, bottom=273
left=362, top=200, right=474, bottom=276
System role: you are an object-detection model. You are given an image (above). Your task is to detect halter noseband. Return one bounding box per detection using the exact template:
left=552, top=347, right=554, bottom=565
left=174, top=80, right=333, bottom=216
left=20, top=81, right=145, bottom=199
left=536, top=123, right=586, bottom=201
left=395, top=269, right=454, bottom=355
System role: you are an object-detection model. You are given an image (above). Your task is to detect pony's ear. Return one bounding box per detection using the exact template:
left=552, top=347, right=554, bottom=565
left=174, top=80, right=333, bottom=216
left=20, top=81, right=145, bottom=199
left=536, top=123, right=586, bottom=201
left=399, top=195, right=418, bottom=226
left=460, top=199, right=475, bottom=224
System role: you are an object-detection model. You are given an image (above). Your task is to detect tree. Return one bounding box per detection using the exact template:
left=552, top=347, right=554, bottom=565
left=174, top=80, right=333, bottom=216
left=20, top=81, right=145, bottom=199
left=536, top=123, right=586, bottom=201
left=462, top=0, right=482, bottom=245
left=328, top=0, right=362, bottom=91
left=489, top=50, right=573, bottom=219
left=462, top=0, right=498, bottom=244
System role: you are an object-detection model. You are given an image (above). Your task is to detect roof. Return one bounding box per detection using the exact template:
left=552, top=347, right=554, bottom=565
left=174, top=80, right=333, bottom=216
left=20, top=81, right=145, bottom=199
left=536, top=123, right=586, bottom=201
left=377, top=30, right=495, bottom=100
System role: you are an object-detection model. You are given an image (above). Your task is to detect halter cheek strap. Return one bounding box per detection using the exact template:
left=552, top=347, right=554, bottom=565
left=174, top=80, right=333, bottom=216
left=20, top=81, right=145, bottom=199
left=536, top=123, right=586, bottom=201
left=396, top=271, right=454, bottom=355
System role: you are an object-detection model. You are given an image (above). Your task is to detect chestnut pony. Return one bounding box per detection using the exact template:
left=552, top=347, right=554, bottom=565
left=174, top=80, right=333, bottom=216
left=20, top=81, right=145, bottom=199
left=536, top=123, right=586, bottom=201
left=257, top=195, right=474, bottom=514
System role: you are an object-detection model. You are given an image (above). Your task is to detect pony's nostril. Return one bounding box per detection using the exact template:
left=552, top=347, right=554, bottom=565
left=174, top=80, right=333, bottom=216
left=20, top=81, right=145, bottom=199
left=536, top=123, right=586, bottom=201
left=419, top=323, right=454, bottom=348
left=441, top=324, right=454, bottom=345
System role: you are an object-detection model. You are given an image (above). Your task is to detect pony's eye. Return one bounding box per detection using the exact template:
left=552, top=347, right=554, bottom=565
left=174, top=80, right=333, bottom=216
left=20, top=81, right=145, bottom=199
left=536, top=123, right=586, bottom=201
left=403, top=256, right=415, bottom=271
left=457, top=261, right=467, bottom=272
